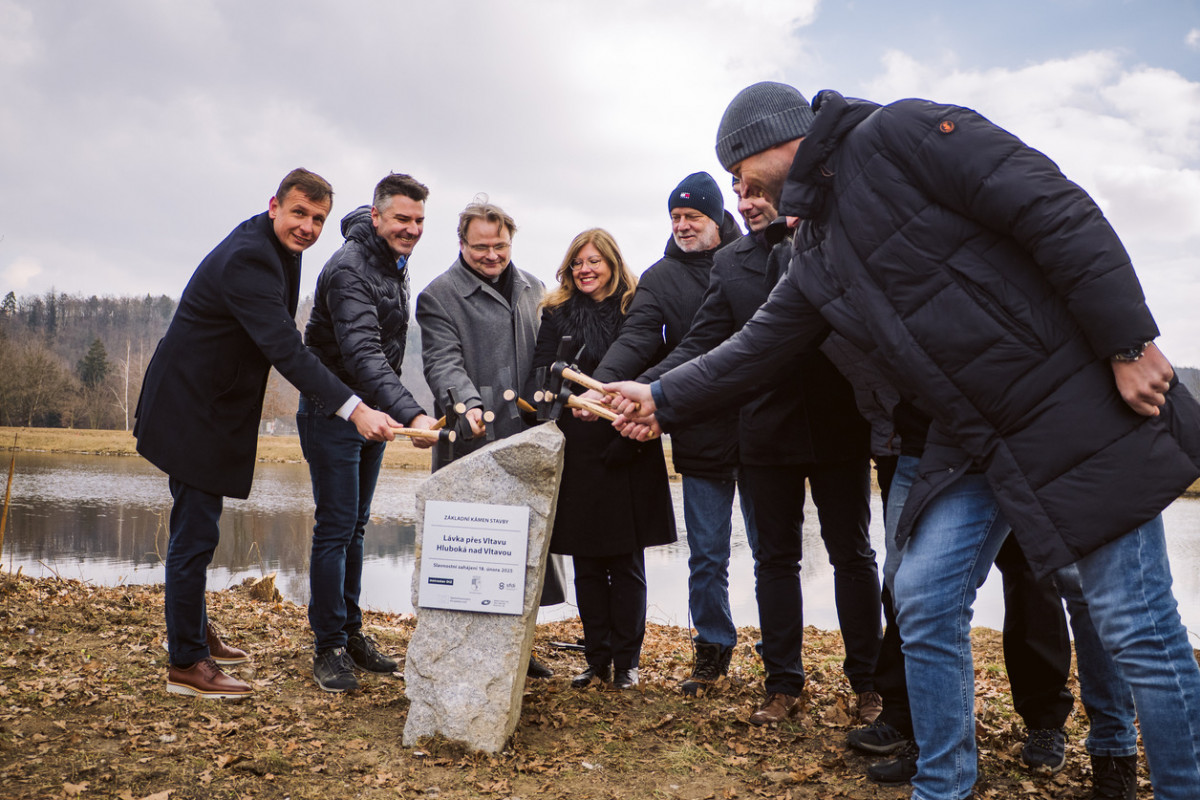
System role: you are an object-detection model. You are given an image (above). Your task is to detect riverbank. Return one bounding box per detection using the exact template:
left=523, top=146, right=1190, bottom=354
left=0, top=572, right=1129, bottom=799
left=5, top=425, right=1199, bottom=495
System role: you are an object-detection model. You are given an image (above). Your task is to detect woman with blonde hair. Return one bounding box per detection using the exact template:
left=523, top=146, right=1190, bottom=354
left=533, top=229, right=676, bottom=689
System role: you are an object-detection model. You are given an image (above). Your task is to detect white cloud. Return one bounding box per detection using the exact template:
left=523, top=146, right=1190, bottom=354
left=1, top=257, right=43, bottom=289
left=1187, top=28, right=1200, bottom=49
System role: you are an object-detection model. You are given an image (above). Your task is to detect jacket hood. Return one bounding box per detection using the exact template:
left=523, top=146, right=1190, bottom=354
left=778, top=91, right=881, bottom=220
left=340, top=204, right=399, bottom=268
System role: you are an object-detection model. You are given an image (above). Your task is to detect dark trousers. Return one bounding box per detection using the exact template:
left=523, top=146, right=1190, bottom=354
left=298, top=396, right=386, bottom=651
left=875, top=535, right=1073, bottom=735
left=573, top=551, right=647, bottom=671
left=740, top=460, right=881, bottom=695
left=165, top=477, right=224, bottom=665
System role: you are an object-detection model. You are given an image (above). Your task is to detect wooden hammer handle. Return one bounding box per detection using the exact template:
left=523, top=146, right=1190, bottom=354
left=562, top=366, right=639, bottom=412
left=391, top=427, right=456, bottom=442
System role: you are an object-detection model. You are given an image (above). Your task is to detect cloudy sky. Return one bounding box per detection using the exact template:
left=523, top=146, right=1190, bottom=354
left=3, top=0, right=1199, bottom=364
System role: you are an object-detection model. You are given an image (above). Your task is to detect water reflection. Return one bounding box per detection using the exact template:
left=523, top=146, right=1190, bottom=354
left=4, top=451, right=1199, bottom=639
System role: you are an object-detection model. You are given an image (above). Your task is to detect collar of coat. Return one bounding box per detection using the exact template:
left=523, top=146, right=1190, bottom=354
left=778, top=90, right=881, bottom=220
left=449, top=256, right=533, bottom=304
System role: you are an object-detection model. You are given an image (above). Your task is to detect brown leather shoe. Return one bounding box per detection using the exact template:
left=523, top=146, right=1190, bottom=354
left=167, top=657, right=252, bottom=699
left=749, top=692, right=801, bottom=726
left=856, top=691, right=883, bottom=724
left=206, top=622, right=249, bottom=666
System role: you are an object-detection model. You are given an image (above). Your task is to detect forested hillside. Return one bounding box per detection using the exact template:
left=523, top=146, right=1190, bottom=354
left=0, top=288, right=1194, bottom=433
left=0, top=291, right=433, bottom=431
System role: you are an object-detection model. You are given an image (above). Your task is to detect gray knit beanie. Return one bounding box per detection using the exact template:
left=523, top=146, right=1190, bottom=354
left=715, top=81, right=815, bottom=171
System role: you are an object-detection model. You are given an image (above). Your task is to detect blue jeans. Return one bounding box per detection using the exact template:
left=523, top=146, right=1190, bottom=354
left=165, top=477, right=224, bottom=664
left=891, top=457, right=1200, bottom=800
left=1060, top=516, right=1200, bottom=797
left=891, top=467, right=1011, bottom=800
left=298, top=396, right=386, bottom=651
left=1052, top=564, right=1137, bottom=757
left=682, top=476, right=752, bottom=649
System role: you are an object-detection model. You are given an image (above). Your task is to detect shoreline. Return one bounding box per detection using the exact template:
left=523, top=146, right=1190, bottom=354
left=5, top=425, right=1198, bottom=496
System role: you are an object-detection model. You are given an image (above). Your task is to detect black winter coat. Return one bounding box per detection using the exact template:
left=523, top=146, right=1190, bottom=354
left=593, top=212, right=742, bottom=480
left=304, top=206, right=425, bottom=425
left=644, top=224, right=869, bottom=466
left=656, top=91, right=1200, bottom=576
left=534, top=294, right=677, bottom=557
left=135, top=212, right=352, bottom=498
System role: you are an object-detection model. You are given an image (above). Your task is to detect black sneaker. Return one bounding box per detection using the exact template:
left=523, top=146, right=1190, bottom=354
left=1022, top=727, right=1067, bottom=775
left=867, top=741, right=919, bottom=785
left=527, top=655, right=553, bottom=679
left=1090, top=754, right=1136, bottom=800
left=570, top=663, right=612, bottom=689
left=612, top=667, right=639, bottom=689
left=346, top=631, right=397, bottom=673
left=847, top=720, right=911, bottom=755
left=314, top=646, right=359, bottom=693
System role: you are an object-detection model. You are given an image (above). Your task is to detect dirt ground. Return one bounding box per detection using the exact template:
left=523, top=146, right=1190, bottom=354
left=0, top=572, right=1170, bottom=800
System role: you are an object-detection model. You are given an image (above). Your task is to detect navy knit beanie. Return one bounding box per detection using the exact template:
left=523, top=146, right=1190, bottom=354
left=668, top=171, right=724, bottom=225
left=716, top=81, right=815, bottom=171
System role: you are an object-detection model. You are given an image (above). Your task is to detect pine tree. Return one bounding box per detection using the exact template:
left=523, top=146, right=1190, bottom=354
left=77, top=338, right=110, bottom=388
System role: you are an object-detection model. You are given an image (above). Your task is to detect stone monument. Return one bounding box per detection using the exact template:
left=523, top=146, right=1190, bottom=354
left=402, top=423, right=565, bottom=753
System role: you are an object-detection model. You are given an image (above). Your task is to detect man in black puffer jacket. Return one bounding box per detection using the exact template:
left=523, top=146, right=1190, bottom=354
left=640, top=179, right=879, bottom=726
left=608, top=84, right=1200, bottom=800
left=591, top=171, right=745, bottom=696
left=301, top=173, right=438, bottom=694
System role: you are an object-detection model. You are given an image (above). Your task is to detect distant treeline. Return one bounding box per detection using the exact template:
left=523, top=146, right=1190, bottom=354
left=1, top=289, right=1195, bottom=433
left=0, top=290, right=434, bottom=431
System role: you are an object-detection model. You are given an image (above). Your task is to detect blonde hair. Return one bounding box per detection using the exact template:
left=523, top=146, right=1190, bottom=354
left=542, top=228, right=637, bottom=313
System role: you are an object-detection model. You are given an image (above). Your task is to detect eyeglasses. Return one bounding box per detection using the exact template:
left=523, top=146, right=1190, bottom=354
left=569, top=256, right=604, bottom=271
left=465, top=242, right=511, bottom=255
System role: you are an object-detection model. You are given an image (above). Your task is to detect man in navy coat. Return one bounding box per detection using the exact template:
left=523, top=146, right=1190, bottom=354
left=135, top=168, right=399, bottom=699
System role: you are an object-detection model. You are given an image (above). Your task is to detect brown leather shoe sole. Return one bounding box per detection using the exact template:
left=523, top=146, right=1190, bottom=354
left=167, top=659, right=252, bottom=700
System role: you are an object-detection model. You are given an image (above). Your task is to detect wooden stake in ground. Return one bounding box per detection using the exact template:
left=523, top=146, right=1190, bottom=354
left=0, top=432, right=16, bottom=558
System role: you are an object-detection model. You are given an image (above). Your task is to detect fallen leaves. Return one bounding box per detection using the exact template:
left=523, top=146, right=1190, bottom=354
left=0, top=573, right=1172, bottom=800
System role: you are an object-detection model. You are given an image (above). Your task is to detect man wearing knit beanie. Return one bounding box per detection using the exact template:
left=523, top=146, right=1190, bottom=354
left=604, top=82, right=1200, bottom=800
left=715, top=81, right=815, bottom=172
left=590, top=170, right=748, bottom=698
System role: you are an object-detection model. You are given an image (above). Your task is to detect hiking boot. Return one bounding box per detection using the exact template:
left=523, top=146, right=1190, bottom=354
left=571, top=663, right=612, bottom=689
left=847, top=720, right=911, bottom=755
left=346, top=631, right=397, bottom=673
left=867, top=741, right=919, bottom=785
left=167, top=657, right=252, bottom=700
left=749, top=692, right=801, bottom=726
left=856, top=690, right=883, bottom=724
left=206, top=621, right=249, bottom=666
left=612, top=667, right=639, bottom=689
left=680, top=642, right=731, bottom=696
left=313, top=646, right=359, bottom=693
left=1089, top=754, right=1136, bottom=800
left=1022, top=727, right=1067, bottom=775
left=527, top=655, right=553, bottom=679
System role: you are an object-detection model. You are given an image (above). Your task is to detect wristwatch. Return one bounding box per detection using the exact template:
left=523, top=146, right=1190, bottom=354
left=1110, top=341, right=1152, bottom=362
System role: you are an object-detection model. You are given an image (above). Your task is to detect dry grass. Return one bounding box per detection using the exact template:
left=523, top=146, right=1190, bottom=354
left=4, top=426, right=1197, bottom=496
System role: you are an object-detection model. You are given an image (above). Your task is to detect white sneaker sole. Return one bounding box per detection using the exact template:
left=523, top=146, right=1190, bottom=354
left=166, top=681, right=251, bottom=700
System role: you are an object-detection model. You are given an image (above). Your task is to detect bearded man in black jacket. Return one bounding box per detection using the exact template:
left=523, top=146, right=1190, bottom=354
left=606, top=83, right=1200, bottom=800
left=300, top=173, right=439, bottom=693
left=590, top=171, right=747, bottom=696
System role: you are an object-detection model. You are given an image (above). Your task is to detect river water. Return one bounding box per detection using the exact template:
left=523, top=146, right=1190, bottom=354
left=4, top=451, right=1199, bottom=637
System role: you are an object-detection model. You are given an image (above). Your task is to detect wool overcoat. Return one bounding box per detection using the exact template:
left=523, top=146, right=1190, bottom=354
left=534, top=295, right=677, bottom=558
left=416, top=257, right=544, bottom=467
left=134, top=211, right=352, bottom=499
